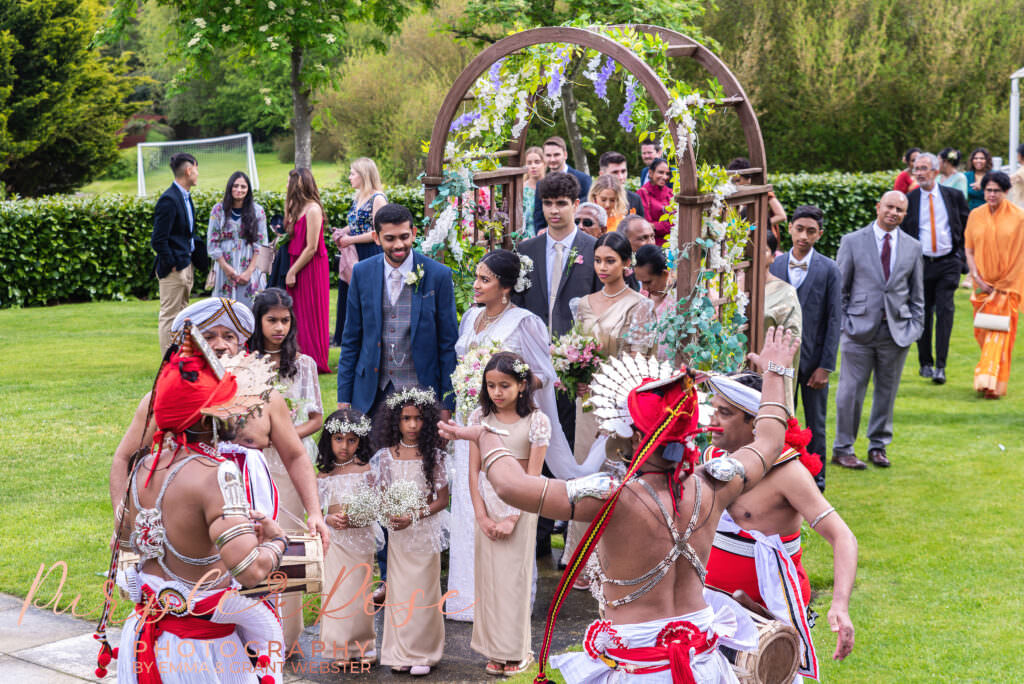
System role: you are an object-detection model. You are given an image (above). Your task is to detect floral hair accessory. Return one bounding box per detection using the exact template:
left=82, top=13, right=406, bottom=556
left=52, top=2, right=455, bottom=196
left=385, top=386, right=437, bottom=410
left=514, top=254, right=534, bottom=293
left=512, top=359, right=530, bottom=378
left=325, top=415, right=372, bottom=437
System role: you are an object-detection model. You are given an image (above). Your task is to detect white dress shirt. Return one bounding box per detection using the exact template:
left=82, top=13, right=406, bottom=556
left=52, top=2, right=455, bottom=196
left=383, top=251, right=415, bottom=300
left=917, top=184, right=952, bottom=257
left=787, top=248, right=814, bottom=290
left=545, top=227, right=578, bottom=292
left=872, top=222, right=898, bottom=270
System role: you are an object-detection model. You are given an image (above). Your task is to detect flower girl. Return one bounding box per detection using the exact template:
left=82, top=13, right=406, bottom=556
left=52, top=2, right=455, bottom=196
left=373, top=386, right=450, bottom=676
left=316, top=408, right=380, bottom=666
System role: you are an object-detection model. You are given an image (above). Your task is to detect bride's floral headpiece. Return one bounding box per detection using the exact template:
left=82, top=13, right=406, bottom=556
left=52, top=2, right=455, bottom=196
left=514, top=254, right=534, bottom=293
left=325, top=415, right=372, bottom=437
left=385, top=386, right=437, bottom=410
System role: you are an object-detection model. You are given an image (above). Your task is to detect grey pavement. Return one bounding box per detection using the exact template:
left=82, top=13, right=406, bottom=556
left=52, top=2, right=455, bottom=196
left=0, top=551, right=596, bottom=683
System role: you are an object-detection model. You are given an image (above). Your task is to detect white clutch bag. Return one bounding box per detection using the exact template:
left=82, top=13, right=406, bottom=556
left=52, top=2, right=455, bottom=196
left=973, top=312, right=1010, bottom=331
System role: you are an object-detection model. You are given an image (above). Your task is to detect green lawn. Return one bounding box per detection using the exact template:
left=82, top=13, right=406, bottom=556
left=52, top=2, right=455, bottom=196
left=80, top=151, right=346, bottom=196
left=1, top=290, right=1021, bottom=682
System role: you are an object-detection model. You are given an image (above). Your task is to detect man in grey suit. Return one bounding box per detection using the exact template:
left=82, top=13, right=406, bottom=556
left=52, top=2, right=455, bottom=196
left=832, top=191, right=924, bottom=469
left=770, top=205, right=841, bottom=489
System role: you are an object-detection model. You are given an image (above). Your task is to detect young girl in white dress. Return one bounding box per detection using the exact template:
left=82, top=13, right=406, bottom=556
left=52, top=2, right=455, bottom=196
left=373, top=386, right=450, bottom=676
left=317, top=408, right=379, bottom=666
left=468, top=351, right=549, bottom=676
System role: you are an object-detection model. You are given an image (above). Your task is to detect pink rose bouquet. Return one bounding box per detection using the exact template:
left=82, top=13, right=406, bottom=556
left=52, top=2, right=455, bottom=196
left=449, top=339, right=504, bottom=421
left=550, top=323, right=603, bottom=398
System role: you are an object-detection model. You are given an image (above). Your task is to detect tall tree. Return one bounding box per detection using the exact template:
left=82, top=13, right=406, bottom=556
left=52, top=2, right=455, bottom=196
left=111, top=0, right=434, bottom=169
left=448, top=4, right=712, bottom=175
left=0, top=0, right=138, bottom=196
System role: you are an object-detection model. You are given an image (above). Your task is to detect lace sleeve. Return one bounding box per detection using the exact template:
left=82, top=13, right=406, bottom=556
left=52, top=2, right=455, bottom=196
left=317, top=477, right=331, bottom=511
left=467, top=407, right=484, bottom=426
left=569, top=296, right=582, bottom=323
left=292, top=355, right=323, bottom=420
left=432, top=449, right=450, bottom=492
left=528, top=410, right=551, bottom=447
left=370, top=448, right=392, bottom=489
left=625, top=297, right=657, bottom=354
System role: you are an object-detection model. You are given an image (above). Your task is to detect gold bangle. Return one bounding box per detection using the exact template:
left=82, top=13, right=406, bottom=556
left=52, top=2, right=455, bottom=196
left=536, top=477, right=550, bottom=516
left=736, top=445, right=768, bottom=475
left=753, top=413, right=789, bottom=429
left=758, top=401, right=792, bottom=418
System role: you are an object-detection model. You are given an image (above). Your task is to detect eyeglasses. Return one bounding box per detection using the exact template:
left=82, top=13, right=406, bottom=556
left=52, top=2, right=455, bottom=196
left=575, top=217, right=598, bottom=228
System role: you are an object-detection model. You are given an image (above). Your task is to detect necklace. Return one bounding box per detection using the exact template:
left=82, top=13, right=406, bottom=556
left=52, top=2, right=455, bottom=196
left=399, top=440, right=418, bottom=449
left=335, top=458, right=355, bottom=468
left=264, top=348, right=281, bottom=354
left=601, top=285, right=629, bottom=298
left=476, top=302, right=512, bottom=332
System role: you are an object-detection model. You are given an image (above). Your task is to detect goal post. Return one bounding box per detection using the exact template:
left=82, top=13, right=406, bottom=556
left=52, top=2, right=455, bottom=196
left=136, top=132, right=260, bottom=197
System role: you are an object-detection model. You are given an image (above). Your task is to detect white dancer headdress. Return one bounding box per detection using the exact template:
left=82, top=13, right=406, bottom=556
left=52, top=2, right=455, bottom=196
left=588, top=353, right=677, bottom=438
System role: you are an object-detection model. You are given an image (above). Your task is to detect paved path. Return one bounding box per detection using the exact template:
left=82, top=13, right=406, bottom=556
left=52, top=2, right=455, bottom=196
left=0, top=552, right=596, bottom=682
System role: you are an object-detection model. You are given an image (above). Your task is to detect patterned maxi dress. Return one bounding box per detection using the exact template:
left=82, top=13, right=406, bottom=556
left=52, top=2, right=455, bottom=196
left=207, top=201, right=269, bottom=308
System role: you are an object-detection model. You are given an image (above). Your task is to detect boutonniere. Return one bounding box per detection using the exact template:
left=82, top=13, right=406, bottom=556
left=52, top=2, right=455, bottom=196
left=565, top=247, right=583, bottom=276
left=404, top=264, right=425, bottom=291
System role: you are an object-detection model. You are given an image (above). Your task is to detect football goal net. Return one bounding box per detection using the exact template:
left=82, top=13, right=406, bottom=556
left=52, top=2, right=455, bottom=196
left=136, top=132, right=259, bottom=197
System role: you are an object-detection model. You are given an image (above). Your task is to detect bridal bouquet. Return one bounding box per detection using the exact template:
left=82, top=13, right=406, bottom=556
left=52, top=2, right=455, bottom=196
left=379, top=480, right=428, bottom=529
left=449, top=339, right=504, bottom=421
left=550, top=324, right=603, bottom=398
left=337, top=483, right=381, bottom=528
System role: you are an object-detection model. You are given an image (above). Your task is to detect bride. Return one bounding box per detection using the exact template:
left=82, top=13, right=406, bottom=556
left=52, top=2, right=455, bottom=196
left=445, top=249, right=598, bottom=621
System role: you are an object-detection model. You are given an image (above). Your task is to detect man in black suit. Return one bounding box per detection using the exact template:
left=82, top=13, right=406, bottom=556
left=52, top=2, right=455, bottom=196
left=531, top=136, right=591, bottom=232
left=151, top=153, right=207, bottom=353
left=598, top=151, right=645, bottom=218
left=770, top=205, right=841, bottom=490
left=900, top=151, right=969, bottom=385
left=514, top=171, right=600, bottom=560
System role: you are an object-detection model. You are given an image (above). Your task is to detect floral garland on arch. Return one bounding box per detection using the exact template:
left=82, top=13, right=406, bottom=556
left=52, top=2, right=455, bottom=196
left=425, top=22, right=753, bottom=371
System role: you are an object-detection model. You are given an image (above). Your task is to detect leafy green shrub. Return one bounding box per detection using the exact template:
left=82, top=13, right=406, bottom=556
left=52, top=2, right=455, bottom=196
left=97, top=153, right=136, bottom=181
left=0, top=170, right=891, bottom=308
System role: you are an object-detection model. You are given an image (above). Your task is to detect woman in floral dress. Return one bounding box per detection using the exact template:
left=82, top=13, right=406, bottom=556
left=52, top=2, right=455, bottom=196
left=207, top=171, right=269, bottom=308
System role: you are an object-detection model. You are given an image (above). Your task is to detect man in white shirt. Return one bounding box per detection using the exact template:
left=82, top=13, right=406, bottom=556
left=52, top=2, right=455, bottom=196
left=770, top=205, right=841, bottom=488
left=899, top=151, right=969, bottom=385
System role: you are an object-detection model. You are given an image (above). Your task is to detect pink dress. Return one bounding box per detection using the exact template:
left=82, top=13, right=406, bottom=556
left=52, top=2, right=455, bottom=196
left=287, top=214, right=331, bottom=372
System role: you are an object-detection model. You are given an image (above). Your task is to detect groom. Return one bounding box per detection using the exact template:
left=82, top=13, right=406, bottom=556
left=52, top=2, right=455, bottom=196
left=337, top=203, right=458, bottom=419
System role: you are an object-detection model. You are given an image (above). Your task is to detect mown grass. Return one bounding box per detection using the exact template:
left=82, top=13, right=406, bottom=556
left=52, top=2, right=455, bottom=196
left=1, top=291, right=1021, bottom=682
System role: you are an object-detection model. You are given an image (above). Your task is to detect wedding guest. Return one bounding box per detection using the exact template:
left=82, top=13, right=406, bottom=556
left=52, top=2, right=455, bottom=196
left=589, top=174, right=629, bottom=231
left=965, top=171, right=1024, bottom=398
left=1009, top=144, right=1024, bottom=209
left=894, top=147, right=921, bottom=194
left=522, top=146, right=545, bottom=238
left=207, top=171, right=269, bottom=308
left=617, top=214, right=656, bottom=254
left=634, top=244, right=676, bottom=361
left=597, top=151, right=644, bottom=218
left=575, top=201, right=607, bottom=239
left=638, top=138, right=662, bottom=186
left=966, top=147, right=993, bottom=211
left=331, top=158, right=386, bottom=346
left=531, top=136, right=591, bottom=232
left=938, top=147, right=968, bottom=198
left=284, top=168, right=331, bottom=373
left=639, top=158, right=673, bottom=244
left=373, top=387, right=450, bottom=676
left=467, top=352, right=547, bottom=677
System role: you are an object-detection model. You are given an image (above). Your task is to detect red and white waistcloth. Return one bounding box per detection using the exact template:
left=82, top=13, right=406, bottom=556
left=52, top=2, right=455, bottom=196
left=551, top=590, right=757, bottom=683
left=115, top=567, right=283, bottom=684
left=218, top=443, right=279, bottom=521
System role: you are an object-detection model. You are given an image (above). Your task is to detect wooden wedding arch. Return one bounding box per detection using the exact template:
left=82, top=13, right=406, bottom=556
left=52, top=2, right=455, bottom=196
left=422, top=25, right=771, bottom=354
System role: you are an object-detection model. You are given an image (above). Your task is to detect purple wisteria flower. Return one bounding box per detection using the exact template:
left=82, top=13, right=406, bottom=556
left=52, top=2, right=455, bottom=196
left=450, top=110, right=481, bottom=132
left=547, top=47, right=572, bottom=99
left=488, top=59, right=504, bottom=92
left=594, top=57, right=615, bottom=101
left=618, top=77, right=638, bottom=132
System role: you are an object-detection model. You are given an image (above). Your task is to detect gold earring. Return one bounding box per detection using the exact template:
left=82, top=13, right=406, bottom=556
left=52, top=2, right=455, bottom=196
left=501, top=294, right=508, bottom=305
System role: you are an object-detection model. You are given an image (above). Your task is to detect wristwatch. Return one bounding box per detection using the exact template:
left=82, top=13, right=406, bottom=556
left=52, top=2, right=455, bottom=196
left=765, top=361, right=795, bottom=378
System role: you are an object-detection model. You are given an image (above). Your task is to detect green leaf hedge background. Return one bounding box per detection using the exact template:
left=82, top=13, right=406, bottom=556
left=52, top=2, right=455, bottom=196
left=0, top=171, right=894, bottom=308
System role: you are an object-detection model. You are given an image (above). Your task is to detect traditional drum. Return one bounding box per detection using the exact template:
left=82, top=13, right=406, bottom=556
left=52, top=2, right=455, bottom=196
left=722, top=608, right=800, bottom=684
left=117, top=534, right=323, bottom=599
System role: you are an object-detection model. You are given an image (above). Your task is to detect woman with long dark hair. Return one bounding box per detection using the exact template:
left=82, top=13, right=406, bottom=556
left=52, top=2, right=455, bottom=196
left=638, top=158, right=674, bottom=244
left=284, top=168, right=331, bottom=373
left=248, top=287, right=324, bottom=648
left=206, top=171, right=269, bottom=307
left=966, top=147, right=993, bottom=211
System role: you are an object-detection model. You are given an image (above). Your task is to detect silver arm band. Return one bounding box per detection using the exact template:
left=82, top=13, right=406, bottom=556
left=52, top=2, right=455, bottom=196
left=536, top=477, right=550, bottom=516
left=217, top=461, right=251, bottom=518
left=736, top=445, right=769, bottom=475
left=483, top=449, right=515, bottom=476
left=258, top=541, right=285, bottom=569
left=753, top=413, right=789, bottom=429
left=809, top=506, right=836, bottom=529
left=758, top=401, right=792, bottom=418
left=565, top=472, right=616, bottom=505
left=215, top=522, right=256, bottom=549
left=227, top=547, right=261, bottom=577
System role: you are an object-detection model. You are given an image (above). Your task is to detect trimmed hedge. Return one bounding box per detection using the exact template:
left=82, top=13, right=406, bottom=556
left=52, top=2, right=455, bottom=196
left=0, top=171, right=893, bottom=308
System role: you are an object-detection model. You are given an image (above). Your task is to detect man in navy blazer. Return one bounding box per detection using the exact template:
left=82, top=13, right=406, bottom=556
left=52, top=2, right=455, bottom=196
left=336, top=203, right=458, bottom=418
left=531, top=136, right=591, bottom=232
left=770, top=205, right=841, bottom=489
left=899, top=152, right=969, bottom=385
left=151, top=153, right=208, bottom=353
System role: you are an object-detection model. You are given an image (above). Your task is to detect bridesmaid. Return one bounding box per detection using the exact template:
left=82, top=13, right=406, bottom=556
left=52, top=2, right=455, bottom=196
left=284, top=168, right=331, bottom=373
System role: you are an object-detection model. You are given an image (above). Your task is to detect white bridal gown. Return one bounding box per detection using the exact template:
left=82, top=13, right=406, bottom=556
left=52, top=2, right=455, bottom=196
left=445, top=306, right=604, bottom=620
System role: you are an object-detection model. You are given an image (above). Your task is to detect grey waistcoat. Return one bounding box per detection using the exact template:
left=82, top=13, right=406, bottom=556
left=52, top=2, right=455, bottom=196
left=379, top=280, right=417, bottom=391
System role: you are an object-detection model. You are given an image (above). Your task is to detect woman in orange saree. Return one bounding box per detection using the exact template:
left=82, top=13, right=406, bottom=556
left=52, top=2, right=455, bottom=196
left=965, top=171, right=1024, bottom=398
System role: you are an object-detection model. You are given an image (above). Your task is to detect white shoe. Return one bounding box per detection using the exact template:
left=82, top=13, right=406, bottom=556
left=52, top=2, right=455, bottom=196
left=410, top=665, right=431, bottom=676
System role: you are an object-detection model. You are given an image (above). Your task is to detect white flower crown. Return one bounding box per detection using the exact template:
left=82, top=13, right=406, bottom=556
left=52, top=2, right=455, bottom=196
left=385, top=386, right=438, bottom=410
left=325, top=415, right=372, bottom=437
left=514, top=254, right=534, bottom=293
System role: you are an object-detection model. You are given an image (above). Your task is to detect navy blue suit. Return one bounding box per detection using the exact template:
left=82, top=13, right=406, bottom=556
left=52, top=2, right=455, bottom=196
left=337, top=251, right=458, bottom=414
left=770, top=250, right=841, bottom=482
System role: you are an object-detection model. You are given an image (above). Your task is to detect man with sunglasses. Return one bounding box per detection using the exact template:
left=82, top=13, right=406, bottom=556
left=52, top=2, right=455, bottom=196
left=574, top=202, right=607, bottom=238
